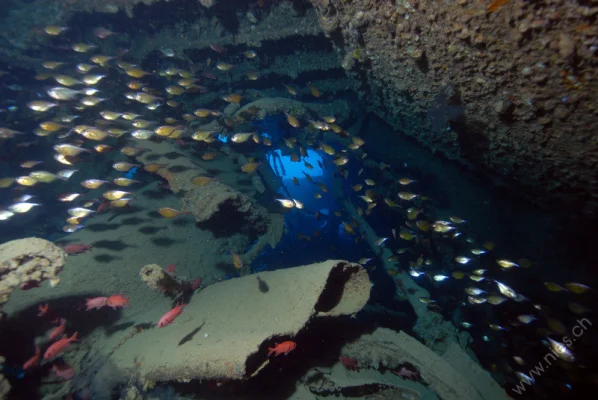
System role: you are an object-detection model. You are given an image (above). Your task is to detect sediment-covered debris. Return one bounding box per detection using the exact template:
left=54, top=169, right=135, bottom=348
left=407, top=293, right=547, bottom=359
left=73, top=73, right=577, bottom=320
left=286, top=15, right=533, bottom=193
left=139, top=264, right=190, bottom=295
left=135, top=139, right=270, bottom=228
left=337, top=328, right=509, bottom=400
left=111, top=260, right=370, bottom=384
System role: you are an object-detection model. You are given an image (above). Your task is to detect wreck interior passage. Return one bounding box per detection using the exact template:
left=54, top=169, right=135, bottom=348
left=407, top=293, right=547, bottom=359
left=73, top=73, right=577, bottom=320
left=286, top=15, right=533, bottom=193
left=0, top=0, right=596, bottom=399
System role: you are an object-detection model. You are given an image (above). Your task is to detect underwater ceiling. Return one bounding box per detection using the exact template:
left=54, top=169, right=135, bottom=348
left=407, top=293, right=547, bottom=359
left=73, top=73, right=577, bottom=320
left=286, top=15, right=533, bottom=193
left=1, top=0, right=597, bottom=214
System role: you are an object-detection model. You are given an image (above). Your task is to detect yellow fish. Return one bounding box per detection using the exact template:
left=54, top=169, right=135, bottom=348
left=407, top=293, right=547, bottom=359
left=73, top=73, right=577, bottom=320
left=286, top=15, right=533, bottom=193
left=158, top=207, right=190, bottom=218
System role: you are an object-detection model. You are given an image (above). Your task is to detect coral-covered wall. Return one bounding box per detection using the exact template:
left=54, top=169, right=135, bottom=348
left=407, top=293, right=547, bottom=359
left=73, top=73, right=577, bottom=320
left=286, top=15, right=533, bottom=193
left=311, top=0, right=598, bottom=214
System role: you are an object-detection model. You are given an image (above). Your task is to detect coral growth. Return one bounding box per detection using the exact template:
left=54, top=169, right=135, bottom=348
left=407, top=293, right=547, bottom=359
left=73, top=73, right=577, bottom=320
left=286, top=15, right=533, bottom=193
left=139, top=264, right=189, bottom=295
left=313, top=0, right=598, bottom=213
left=0, top=238, right=66, bottom=317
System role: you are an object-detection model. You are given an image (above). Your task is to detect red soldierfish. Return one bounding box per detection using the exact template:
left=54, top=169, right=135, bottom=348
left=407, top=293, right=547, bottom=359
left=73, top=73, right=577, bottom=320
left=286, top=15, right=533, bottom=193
left=62, top=243, right=93, bottom=255
left=191, top=277, right=202, bottom=291
left=106, top=294, right=129, bottom=309
left=267, top=341, right=296, bottom=356
left=23, top=346, right=41, bottom=370
left=44, top=332, right=78, bottom=360
left=49, top=318, right=67, bottom=341
left=164, top=264, right=176, bottom=274
left=52, top=360, right=75, bottom=380
left=85, top=297, right=108, bottom=310
left=157, top=303, right=186, bottom=328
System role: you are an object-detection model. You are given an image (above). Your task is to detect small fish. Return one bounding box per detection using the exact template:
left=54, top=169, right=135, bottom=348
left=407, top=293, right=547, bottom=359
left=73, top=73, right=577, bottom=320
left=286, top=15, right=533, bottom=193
left=103, top=190, right=130, bottom=201
left=131, top=129, right=154, bottom=140
left=157, top=302, right=186, bottom=328
left=461, top=322, right=473, bottom=328
left=202, top=152, right=217, bottom=161
left=495, top=281, right=518, bottom=299
left=398, top=192, right=419, bottom=201
left=113, top=177, right=140, bottom=187
left=451, top=271, right=466, bottom=279
left=544, top=282, right=568, bottom=292
left=568, top=302, right=590, bottom=314
left=0, top=210, right=15, bottom=220
left=223, top=93, right=242, bottom=103
left=113, top=162, right=139, bottom=172
left=419, top=297, right=436, bottom=304
left=321, top=142, right=335, bottom=155
left=16, top=176, right=37, bottom=186
left=111, top=198, right=133, bottom=208
left=415, top=220, right=431, bottom=231
left=241, top=162, right=261, bottom=173
left=9, top=202, right=39, bottom=213
left=465, top=287, right=485, bottom=296
left=433, top=275, right=449, bottom=282
left=192, top=176, right=217, bottom=186
left=514, top=371, right=534, bottom=384
left=268, top=341, right=296, bottom=356
left=94, top=144, right=112, bottom=153
left=144, top=163, right=167, bottom=173
left=47, top=87, right=82, bottom=101
left=158, top=207, right=190, bottom=218
left=409, top=269, right=425, bottom=278
left=44, top=25, right=68, bottom=36
left=67, top=207, right=95, bottom=218
left=121, top=147, right=146, bottom=156
left=29, top=171, right=58, bottom=183
left=27, top=100, right=56, bottom=112
left=276, top=199, right=295, bottom=209
left=58, top=193, right=81, bottom=202
left=483, top=241, right=496, bottom=250
left=468, top=296, right=487, bottom=305
left=398, top=178, right=416, bottom=185
left=285, top=113, right=300, bottom=128
left=547, top=338, right=575, bottom=362
left=433, top=222, right=454, bottom=233
left=470, top=249, right=487, bottom=255
left=81, top=179, right=107, bottom=189
left=283, top=84, right=297, bottom=95
left=231, top=132, right=254, bottom=143
left=244, top=50, right=257, bottom=59
left=516, top=315, right=536, bottom=324
left=497, top=259, right=519, bottom=269
left=92, top=27, right=115, bottom=39
left=231, top=249, right=244, bottom=269
left=216, top=62, right=234, bottom=71
left=513, top=356, right=526, bottom=366
left=564, top=282, right=591, bottom=294
left=374, top=237, right=388, bottom=246
left=310, top=85, right=321, bottom=98
left=210, top=43, right=225, bottom=53
left=455, top=256, right=471, bottom=264
left=62, top=224, right=84, bottom=233
left=54, top=144, right=89, bottom=157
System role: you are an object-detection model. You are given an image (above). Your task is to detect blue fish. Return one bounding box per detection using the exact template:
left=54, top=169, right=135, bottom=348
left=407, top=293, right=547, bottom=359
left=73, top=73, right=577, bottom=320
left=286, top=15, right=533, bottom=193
left=124, top=167, right=139, bottom=179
